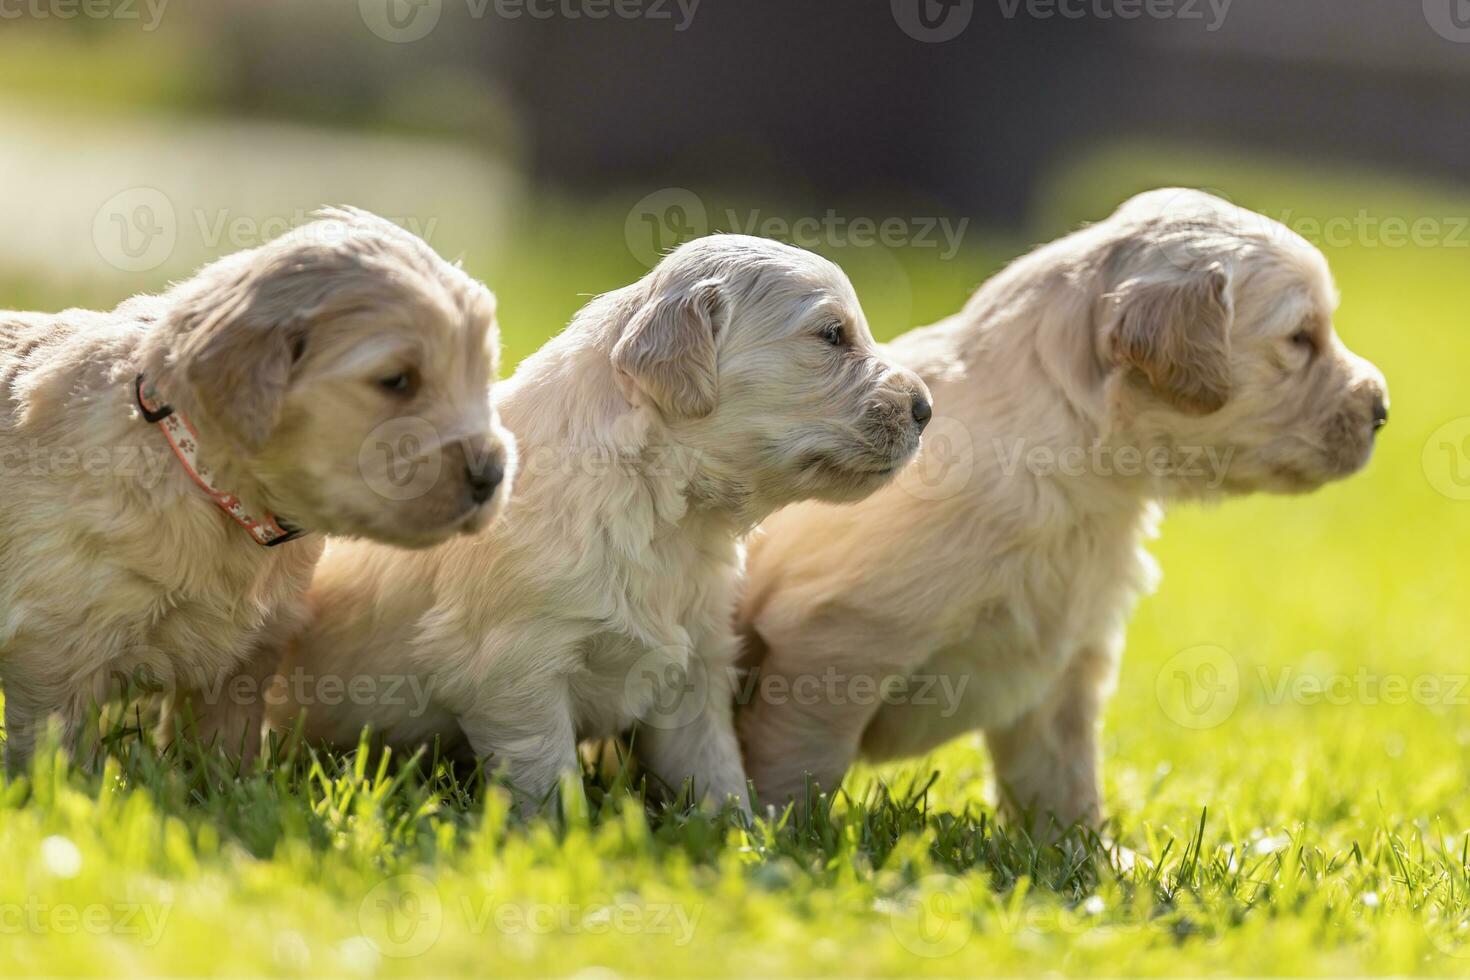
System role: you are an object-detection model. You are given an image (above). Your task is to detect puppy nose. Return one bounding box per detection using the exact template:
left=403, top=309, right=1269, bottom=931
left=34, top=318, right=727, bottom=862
left=1371, top=396, right=1389, bottom=434
left=466, top=453, right=503, bottom=504
left=911, top=395, right=933, bottom=432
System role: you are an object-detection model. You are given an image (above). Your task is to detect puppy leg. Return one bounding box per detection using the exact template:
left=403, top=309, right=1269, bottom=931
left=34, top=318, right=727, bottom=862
left=2, top=662, right=80, bottom=774
left=737, top=640, right=877, bottom=810
left=163, top=645, right=278, bottom=768
left=638, top=645, right=750, bottom=814
left=3, top=688, right=39, bottom=776
left=459, top=681, right=583, bottom=818
left=982, top=643, right=1117, bottom=834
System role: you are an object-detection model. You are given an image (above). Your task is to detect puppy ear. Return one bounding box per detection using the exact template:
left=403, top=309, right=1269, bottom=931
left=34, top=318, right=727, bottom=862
left=170, top=266, right=311, bottom=453
left=612, top=277, right=724, bottom=419
left=1106, top=262, right=1233, bottom=415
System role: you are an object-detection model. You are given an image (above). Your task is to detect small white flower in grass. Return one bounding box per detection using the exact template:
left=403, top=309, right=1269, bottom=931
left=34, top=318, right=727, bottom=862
left=1252, top=835, right=1289, bottom=856
left=40, top=836, right=83, bottom=879
left=569, top=969, right=622, bottom=980
left=1362, top=892, right=1380, bottom=909
left=1082, top=895, right=1106, bottom=916
left=337, top=937, right=380, bottom=977
left=273, top=930, right=311, bottom=971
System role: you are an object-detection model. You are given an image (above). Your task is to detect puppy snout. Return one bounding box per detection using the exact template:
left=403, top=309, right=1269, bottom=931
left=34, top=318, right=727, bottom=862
left=467, top=456, right=503, bottom=504
left=459, top=435, right=506, bottom=505
left=1371, top=396, right=1388, bottom=435
left=911, top=394, right=932, bottom=432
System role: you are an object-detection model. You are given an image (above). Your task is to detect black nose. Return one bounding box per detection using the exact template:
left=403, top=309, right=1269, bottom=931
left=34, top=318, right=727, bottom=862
left=467, top=459, right=503, bottom=504
left=1372, top=397, right=1388, bottom=434
left=911, top=396, right=932, bottom=431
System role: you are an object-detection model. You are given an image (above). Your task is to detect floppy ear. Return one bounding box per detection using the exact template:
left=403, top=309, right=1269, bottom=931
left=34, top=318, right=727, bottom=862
left=170, top=266, right=310, bottom=453
left=612, top=277, right=724, bottom=419
left=1106, top=262, right=1233, bottom=415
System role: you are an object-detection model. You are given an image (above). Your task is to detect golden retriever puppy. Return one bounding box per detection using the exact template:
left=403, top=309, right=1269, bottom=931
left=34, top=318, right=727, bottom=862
left=273, top=234, right=932, bottom=814
left=0, top=208, right=512, bottom=772
left=737, top=190, right=1388, bottom=827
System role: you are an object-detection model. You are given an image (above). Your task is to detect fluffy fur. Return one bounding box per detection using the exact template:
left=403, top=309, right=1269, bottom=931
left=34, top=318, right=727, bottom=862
left=272, top=234, right=931, bottom=814
left=736, top=190, right=1389, bottom=826
left=0, top=208, right=512, bottom=771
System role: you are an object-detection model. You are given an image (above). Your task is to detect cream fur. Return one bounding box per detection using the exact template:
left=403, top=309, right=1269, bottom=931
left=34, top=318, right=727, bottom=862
left=736, top=190, right=1389, bottom=827
left=273, top=234, right=931, bottom=815
left=0, top=208, right=512, bottom=771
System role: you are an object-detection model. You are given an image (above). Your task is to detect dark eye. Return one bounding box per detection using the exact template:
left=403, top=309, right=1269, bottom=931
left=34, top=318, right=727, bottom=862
left=1290, top=329, right=1317, bottom=354
left=819, top=321, right=847, bottom=348
left=378, top=369, right=419, bottom=397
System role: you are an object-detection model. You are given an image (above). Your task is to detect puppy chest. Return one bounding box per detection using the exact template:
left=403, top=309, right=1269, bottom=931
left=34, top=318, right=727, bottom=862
left=566, top=634, right=696, bottom=740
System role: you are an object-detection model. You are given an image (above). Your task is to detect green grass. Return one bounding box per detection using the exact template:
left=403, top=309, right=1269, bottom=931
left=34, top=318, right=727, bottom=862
left=5, top=146, right=1470, bottom=977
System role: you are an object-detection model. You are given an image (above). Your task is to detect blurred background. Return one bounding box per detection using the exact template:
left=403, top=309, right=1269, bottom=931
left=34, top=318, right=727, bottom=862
left=3, top=0, right=1467, bottom=357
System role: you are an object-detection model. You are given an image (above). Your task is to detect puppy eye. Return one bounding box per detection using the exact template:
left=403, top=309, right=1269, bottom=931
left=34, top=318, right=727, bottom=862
left=819, top=321, right=847, bottom=348
left=378, top=370, right=419, bottom=397
left=1290, top=329, right=1317, bottom=355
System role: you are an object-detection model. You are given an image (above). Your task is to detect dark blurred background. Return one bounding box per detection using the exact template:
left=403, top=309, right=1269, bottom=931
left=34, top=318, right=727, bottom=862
left=1, top=0, right=1467, bottom=350
left=19, top=0, right=1461, bottom=220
